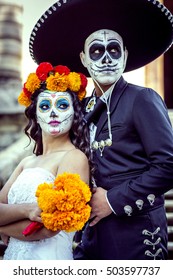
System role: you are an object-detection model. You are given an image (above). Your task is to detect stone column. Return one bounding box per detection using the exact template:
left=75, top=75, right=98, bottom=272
left=0, top=2, right=23, bottom=81
left=0, top=2, right=25, bottom=151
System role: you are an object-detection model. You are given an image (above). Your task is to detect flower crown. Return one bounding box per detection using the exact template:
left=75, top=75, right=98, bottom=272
left=18, top=62, right=88, bottom=107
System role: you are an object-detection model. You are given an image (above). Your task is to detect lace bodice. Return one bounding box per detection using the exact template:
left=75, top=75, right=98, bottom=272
left=3, top=167, right=74, bottom=260
left=8, top=167, right=55, bottom=204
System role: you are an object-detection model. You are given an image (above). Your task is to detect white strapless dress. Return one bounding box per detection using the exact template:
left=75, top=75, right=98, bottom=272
left=3, top=167, right=75, bottom=260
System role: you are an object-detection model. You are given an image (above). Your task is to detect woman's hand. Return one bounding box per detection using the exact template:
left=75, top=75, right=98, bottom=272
left=27, top=203, right=42, bottom=223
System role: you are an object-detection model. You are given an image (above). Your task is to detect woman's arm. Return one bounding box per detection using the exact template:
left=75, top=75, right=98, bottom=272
left=0, top=220, right=59, bottom=242
left=0, top=156, right=42, bottom=226
left=0, top=203, right=42, bottom=226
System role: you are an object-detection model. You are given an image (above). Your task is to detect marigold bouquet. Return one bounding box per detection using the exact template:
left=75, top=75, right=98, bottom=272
left=22, top=172, right=92, bottom=236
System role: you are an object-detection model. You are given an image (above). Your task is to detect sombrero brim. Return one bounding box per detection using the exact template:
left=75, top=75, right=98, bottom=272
left=29, top=0, right=173, bottom=75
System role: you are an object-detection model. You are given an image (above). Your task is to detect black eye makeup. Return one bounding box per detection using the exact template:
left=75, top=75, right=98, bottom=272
left=89, top=43, right=105, bottom=61
left=89, top=42, right=122, bottom=61
left=107, top=42, right=122, bottom=59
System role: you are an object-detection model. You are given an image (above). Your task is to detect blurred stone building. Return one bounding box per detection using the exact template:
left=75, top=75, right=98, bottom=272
left=0, top=1, right=31, bottom=189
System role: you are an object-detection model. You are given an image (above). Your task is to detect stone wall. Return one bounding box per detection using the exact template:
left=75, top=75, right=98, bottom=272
left=0, top=112, right=25, bottom=151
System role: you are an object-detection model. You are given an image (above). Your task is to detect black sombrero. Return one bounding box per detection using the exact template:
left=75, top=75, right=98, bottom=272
left=29, top=0, right=173, bottom=75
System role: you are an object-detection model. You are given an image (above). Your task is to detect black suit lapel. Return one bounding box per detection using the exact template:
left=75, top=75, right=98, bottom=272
left=84, top=97, right=106, bottom=124
left=96, top=77, right=128, bottom=138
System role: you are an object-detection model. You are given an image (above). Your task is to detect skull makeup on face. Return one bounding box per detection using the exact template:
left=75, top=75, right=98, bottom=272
left=36, top=91, right=74, bottom=136
left=80, top=29, right=128, bottom=86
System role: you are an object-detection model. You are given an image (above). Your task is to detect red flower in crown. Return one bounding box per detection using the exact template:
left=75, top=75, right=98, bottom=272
left=79, top=73, right=88, bottom=90
left=54, top=65, right=70, bottom=75
left=23, top=83, right=32, bottom=98
left=36, top=62, right=54, bottom=81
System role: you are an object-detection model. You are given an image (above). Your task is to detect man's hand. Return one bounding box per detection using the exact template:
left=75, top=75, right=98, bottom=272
left=89, top=187, right=112, bottom=226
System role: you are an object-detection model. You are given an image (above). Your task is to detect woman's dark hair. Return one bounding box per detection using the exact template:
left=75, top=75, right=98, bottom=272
left=24, top=87, right=95, bottom=181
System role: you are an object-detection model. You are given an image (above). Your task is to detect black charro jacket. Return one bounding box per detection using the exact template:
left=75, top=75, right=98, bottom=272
left=74, top=76, right=173, bottom=260
left=85, top=76, right=173, bottom=216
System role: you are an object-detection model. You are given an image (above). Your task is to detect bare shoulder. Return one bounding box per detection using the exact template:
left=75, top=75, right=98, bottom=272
left=0, top=155, right=34, bottom=203
left=21, top=155, right=36, bottom=168
left=58, top=149, right=89, bottom=183
left=61, top=149, right=89, bottom=167
left=6, top=155, right=35, bottom=177
left=65, top=148, right=88, bottom=161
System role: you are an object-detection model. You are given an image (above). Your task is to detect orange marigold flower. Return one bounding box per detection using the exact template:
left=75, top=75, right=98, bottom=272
left=18, top=91, right=31, bottom=107
left=46, top=73, right=68, bottom=92
left=25, top=73, right=41, bottom=93
left=37, top=189, right=58, bottom=213
left=68, top=72, right=81, bottom=92
left=35, top=182, right=53, bottom=197
left=78, top=89, right=87, bottom=101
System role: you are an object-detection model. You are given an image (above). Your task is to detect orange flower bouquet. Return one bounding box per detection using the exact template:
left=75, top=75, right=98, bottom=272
left=22, top=172, right=92, bottom=236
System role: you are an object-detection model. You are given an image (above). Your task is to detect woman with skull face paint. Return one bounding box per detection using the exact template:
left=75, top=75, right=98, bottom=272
left=0, top=62, right=94, bottom=260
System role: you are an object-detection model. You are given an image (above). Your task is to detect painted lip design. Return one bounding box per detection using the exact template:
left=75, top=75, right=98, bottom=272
left=48, top=120, right=61, bottom=127
left=99, top=68, right=116, bottom=73
left=91, top=66, right=118, bottom=73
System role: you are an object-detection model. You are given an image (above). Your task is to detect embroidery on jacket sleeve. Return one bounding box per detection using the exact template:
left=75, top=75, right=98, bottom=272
left=147, top=194, right=155, bottom=206
left=124, top=205, right=133, bottom=216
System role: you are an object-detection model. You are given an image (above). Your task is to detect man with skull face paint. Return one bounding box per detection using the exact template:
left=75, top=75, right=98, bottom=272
left=0, top=63, right=93, bottom=260
left=28, top=0, right=173, bottom=259
left=80, top=30, right=128, bottom=88
left=75, top=28, right=173, bottom=260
